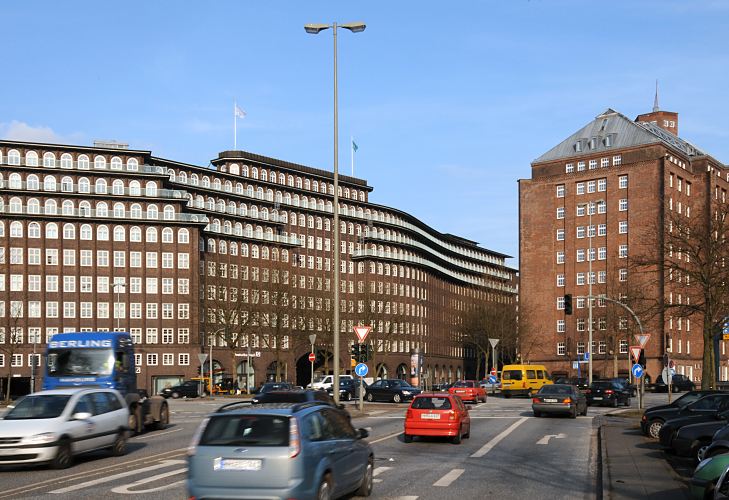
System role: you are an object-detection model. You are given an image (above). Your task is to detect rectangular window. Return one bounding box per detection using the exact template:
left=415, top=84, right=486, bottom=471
left=12, top=354, right=23, bottom=368
left=130, top=252, right=142, bottom=268
left=28, top=248, right=41, bottom=266
left=178, top=253, right=189, bottom=269
left=146, top=252, right=158, bottom=268
left=178, top=279, right=189, bottom=295
left=597, top=201, right=606, bottom=214
left=63, top=302, right=76, bottom=318
left=597, top=179, right=606, bottom=192
left=619, top=268, right=628, bottom=281
left=46, top=249, right=58, bottom=266
left=597, top=223, right=606, bottom=236
left=162, top=252, right=174, bottom=269
left=577, top=318, right=585, bottom=331
left=162, top=353, right=173, bottom=366
left=556, top=274, right=565, bottom=287
left=557, top=342, right=566, bottom=355
left=80, top=276, right=93, bottom=293
left=80, top=302, right=93, bottom=318
left=130, top=328, right=142, bottom=344
left=565, top=163, right=574, bottom=173
left=178, top=303, right=189, bottom=319
left=63, top=249, right=75, bottom=266
left=162, top=303, right=173, bottom=319
left=589, top=159, right=597, bottom=169
left=557, top=320, right=565, bottom=333
left=619, top=199, right=628, bottom=211
left=600, top=158, right=609, bottom=168
left=46, top=302, right=58, bottom=318
left=576, top=249, right=585, bottom=262
left=587, top=180, right=596, bottom=193
left=619, top=221, right=628, bottom=234
left=556, top=229, right=565, bottom=241
left=576, top=226, right=585, bottom=239
left=598, top=247, right=607, bottom=260
left=619, top=244, right=628, bottom=258
left=577, top=161, right=585, bottom=171
left=162, top=278, right=173, bottom=294
left=63, top=276, right=75, bottom=293
left=557, top=296, right=565, bottom=310
left=97, top=302, right=109, bottom=319
left=113, top=251, right=125, bottom=268
left=577, top=342, right=585, bottom=355
left=576, top=297, right=585, bottom=309
left=576, top=272, right=585, bottom=285
left=556, top=251, right=565, bottom=264
left=146, top=328, right=158, bottom=344
left=599, top=341, right=607, bottom=354
left=598, top=271, right=606, bottom=283
left=576, top=183, right=585, bottom=195
left=613, top=155, right=622, bottom=166
left=130, top=303, right=142, bottom=319
left=146, top=278, right=158, bottom=294
left=96, top=250, right=108, bottom=267
left=146, top=303, right=158, bottom=319
left=178, top=353, right=190, bottom=366
left=146, top=353, right=158, bottom=366
left=556, top=184, right=565, bottom=197
left=556, top=207, right=565, bottom=219
left=178, top=328, right=190, bottom=344
left=130, top=277, right=142, bottom=294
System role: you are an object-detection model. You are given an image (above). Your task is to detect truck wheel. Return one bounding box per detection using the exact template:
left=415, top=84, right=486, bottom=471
left=154, top=404, right=169, bottom=430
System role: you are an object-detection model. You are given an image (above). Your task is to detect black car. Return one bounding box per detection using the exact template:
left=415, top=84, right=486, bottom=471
left=531, top=384, right=588, bottom=418
left=365, top=379, right=421, bottom=403
left=431, top=382, right=452, bottom=392
left=643, top=390, right=725, bottom=417
left=607, top=377, right=638, bottom=397
left=586, top=381, right=631, bottom=407
left=703, top=424, right=729, bottom=459
left=654, top=373, right=696, bottom=393
left=254, top=382, right=294, bottom=394
left=642, top=393, right=729, bottom=439
left=327, top=378, right=368, bottom=401
left=660, top=411, right=729, bottom=462
left=160, top=380, right=202, bottom=399
left=251, top=389, right=337, bottom=406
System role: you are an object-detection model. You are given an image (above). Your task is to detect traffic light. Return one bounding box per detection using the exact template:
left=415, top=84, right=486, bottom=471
left=359, top=344, right=373, bottom=363
left=564, top=294, right=573, bottom=315
left=351, top=344, right=361, bottom=359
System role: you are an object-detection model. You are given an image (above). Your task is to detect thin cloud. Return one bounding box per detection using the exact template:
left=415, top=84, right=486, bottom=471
left=0, top=120, right=82, bottom=144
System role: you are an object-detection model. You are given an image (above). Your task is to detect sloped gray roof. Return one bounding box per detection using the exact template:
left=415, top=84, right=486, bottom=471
left=533, top=108, right=705, bottom=164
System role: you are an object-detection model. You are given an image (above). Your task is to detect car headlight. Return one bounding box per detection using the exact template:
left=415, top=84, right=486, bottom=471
left=402, top=391, right=411, bottom=395
left=23, top=432, right=58, bottom=445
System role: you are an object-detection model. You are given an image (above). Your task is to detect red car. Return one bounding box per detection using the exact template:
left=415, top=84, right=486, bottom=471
left=404, top=393, right=471, bottom=444
left=448, top=380, right=487, bottom=403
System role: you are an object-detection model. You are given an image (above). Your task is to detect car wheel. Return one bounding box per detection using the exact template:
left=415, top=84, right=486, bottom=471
left=533, top=410, right=541, bottom=417
left=463, top=425, right=471, bottom=439
left=570, top=407, right=577, bottom=419
left=403, top=433, right=413, bottom=443
left=356, top=458, right=374, bottom=497
left=696, top=444, right=710, bottom=463
left=51, top=440, right=73, bottom=469
left=611, top=398, right=619, bottom=408
left=154, top=403, right=169, bottom=430
left=452, top=427, right=462, bottom=445
left=503, top=392, right=511, bottom=399
left=317, top=474, right=332, bottom=500
left=171, top=391, right=180, bottom=399
left=582, top=405, right=588, bottom=416
left=393, top=393, right=402, bottom=403
left=110, top=431, right=127, bottom=457
left=624, top=397, right=631, bottom=407
left=366, top=393, right=374, bottom=402
left=648, top=420, right=664, bottom=439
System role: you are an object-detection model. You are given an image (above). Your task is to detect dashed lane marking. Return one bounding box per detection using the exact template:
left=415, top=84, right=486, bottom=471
left=433, top=468, right=465, bottom=487
left=470, top=417, right=528, bottom=458
left=50, top=459, right=186, bottom=494
left=373, top=466, right=392, bottom=483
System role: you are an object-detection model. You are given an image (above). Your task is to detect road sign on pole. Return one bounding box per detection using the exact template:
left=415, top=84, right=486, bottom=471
left=355, top=363, right=368, bottom=377
left=308, top=352, right=316, bottom=363
left=632, top=364, right=644, bottom=379
left=635, top=334, right=651, bottom=349
left=197, top=353, right=208, bottom=364
left=490, top=368, right=497, bottom=377
left=488, top=338, right=500, bottom=348
left=629, top=346, right=642, bottom=364
left=354, top=325, right=371, bottom=343
left=309, top=334, right=317, bottom=345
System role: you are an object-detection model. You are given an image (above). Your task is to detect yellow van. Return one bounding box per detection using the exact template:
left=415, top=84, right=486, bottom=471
left=500, top=364, right=553, bottom=398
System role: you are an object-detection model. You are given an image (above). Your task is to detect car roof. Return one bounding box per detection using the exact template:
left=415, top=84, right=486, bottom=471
left=24, top=388, right=113, bottom=396
left=216, top=401, right=333, bottom=414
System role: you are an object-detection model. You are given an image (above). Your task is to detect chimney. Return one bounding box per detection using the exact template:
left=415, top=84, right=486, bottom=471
left=634, top=81, right=679, bottom=136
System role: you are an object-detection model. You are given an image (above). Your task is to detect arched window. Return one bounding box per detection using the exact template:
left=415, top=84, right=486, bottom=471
left=230, top=242, right=238, bottom=255
left=63, top=223, right=76, bottom=239
left=78, top=177, right=90, bottom=193
left=296, top=177, right=302, bottom=189
left=256, top=187, right=264, bottom=199
left=260, top=170, right=268, bottom=182
left=229, top=163, right=240, bottom=175
left=94, top=155, right=106, bottom=169
left=178, top=228, right=189, bottom=244
left=304, top=179, right=310, bottom=190
left=146, top=227, right=158, bottom=242
left=8, top=149, right=20, bottom=165
left=27, top=198, right=40, bottom=214
left=79, top=200, right=91, bottom=217
left=217, top=199, right=225, bottom=212
left=96, top=225, right=109, bottom=241
left=190, top=173, right=199, bottom=186
left=43, top=152, right=56, bottom=167
left=246, top=185, right=254, bottom=197
left=162, top=227, right=173, bottom=243
left=224, top=180, right=232, bottom=192
left=179, top=171, right=187, bottom=184
left=10, top=221, right=23, bottom=237
left=261, top=247, right=269, bottom=259
left=113, top=202, right=125, bottom=217
left=114, top=225, right=125, bottom=241
left=96, top=201, right=108, bottom=217
left=227, top=201, right=236, bottom=214
left=95, top=178, right=107, bottom=194
left=46, top=222, right=58, bottom=239
left=279, top=173, right=285, bottom=184
left=80, top=224, right=93, bottom=240
left=28, top=221, right=41, bottom=238
left=250, top=205, right=259, bottom=219
left=9, top=173, right=22, bottom=189
left=44, top=199, right=57, bottom=215
left=111, top=157, right=123, bottom=170
left=112, top=180, right=124, bottom=195
left=60, top=153, right=73, bottom=168
left=207, top=239, right=216, bottom=253
left=235, top=222, right=243, bottom=235
left=78, top=154, right=90, bottom=169
left=251, top=167, right=258, bottom=179
left=312, top=180, right=319, bottom=192
left=62, top=200, right=74, bottom=215
left=44, top=175, right=57, bottom=191
left=242, top=165, right=249, bottom=177
left=130, top=203, right=142, bottom=218
left=205, top=197, right=214, bottom=211
left=126, top=158, right=139, bottom=171
left=244, top=224, right=253, bottom=237
left=26, top=151, right=39, bottom=166
left=145, top=181, right=157, bottom=196
left=60, top=176, right=74, bottom=192
left=130, top=226, right=142, bottom=242
left=129, top=180, right=141, bottom=196
left=163, top=205, right=175, bottom=220
left=202, top=176, right=210, bottom=188
left=251, top=245, right=259, bottom=258
left=9, top=197, right=22, bottom=213
left=147, top=204, right=159, bottom=220
left=213, top=178, right=221, bottom=190
left=236, top=182, right=243, bottom=194
left=282, top=249, right=289, bottom=262
left=239, top=203, right=247, bottom=216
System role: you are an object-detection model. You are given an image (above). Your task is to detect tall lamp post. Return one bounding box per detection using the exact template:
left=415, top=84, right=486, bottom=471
left=305, top=20, right=366, bottom=404
left=112, top=281, right=125, bottom=330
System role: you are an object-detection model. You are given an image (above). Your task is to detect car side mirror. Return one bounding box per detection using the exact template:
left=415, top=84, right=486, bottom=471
left=71, top=412, right=92, bottom=421
left=357, top=428, right=369, bottom=440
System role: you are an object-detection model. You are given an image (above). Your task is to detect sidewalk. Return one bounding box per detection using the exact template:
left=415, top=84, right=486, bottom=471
left=601, top=414, right=689, bottom=499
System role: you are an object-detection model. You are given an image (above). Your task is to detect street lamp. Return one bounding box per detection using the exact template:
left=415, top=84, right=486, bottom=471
left=305, top=20, right=366, bottom=404
left=577, top=199, right=605, bottom=385
left=112, top=281, right=125, bottom=330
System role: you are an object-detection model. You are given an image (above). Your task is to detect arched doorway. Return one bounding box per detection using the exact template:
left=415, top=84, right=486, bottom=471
left=266, top=361, right=289, bottom=382
left=375, top=362, right=388, bottom=380
left=448, top=366, right=453, bottom=383
left=202, top=359, right=224, bottom=384
left=236, top=359, right=255, bottom=393
left=396, top=363, right=408, bottom=380
left=456, top=366, right=462, bottom=381
left=295, top=350, right=331, bottom=388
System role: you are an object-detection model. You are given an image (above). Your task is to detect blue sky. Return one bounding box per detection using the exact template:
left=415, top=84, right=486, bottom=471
left=3, top=1, right=729, bottom=267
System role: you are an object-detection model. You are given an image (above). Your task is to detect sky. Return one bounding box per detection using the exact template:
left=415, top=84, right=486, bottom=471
left=3, top=1, right=729, bottom=268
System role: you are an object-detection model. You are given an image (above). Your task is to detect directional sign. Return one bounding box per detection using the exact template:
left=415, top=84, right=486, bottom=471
left=355, top=363, right=368, bottom=377
left=635, top=334, right=651, bottom=349
left=308, top=352, right=316, bottom=363
left=630, top=346, right=642, bottom=364
left=572, top=361, right=579, bottom=370
left=354, top=325, right=372, bottom=343
left=583, top=352, right=590, bottom=361
left=631, top=364, right=644, bottom=379
left=488, top=375, right=498, bottom=384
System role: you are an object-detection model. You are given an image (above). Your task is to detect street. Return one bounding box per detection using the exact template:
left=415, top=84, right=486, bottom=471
left=0, top=392, right=674, bottom=499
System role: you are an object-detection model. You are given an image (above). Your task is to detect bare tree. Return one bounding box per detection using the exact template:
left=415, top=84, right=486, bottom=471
left=1, top=302, right=23, bottom=403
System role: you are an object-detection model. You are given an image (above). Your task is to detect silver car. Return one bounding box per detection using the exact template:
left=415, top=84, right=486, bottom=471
left=0, top=388, right=129, bottom=468
left=187, top=402, right=373, bottom=499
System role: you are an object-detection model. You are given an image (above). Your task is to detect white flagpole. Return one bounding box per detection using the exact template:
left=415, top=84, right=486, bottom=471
left=351, top=136, right=354, bottom=176
left=234, top=101, right=237, bottom=150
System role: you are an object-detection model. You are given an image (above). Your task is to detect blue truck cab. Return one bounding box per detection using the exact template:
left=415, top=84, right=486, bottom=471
left=42, top=331, right=168, bottom=434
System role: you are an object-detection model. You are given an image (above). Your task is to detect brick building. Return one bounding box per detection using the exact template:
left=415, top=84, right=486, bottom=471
left=0, top=139, right=516, bottom=396
left=519, top=104, right=728, bottom=384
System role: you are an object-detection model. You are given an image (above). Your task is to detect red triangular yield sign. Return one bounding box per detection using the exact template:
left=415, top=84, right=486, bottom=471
left=354, top=325, right=371, bottom=343
left=630, top=346, right=642, bottom=364
left=634, top=333, right=651, bottom=349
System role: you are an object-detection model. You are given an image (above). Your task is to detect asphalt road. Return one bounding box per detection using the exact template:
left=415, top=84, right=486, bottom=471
left=0, top=392, right=675, bottom=499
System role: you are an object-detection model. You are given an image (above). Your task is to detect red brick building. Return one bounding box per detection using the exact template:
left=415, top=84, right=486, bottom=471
left=519, top=105, right=728, bottom=384
left=0, top=139, right=516, bottom=396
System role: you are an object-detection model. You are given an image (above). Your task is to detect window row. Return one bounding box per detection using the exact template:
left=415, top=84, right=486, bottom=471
left=556, top=175, right=627, bottom=198
left=3, top=274, right=189, bottom=295
left=0, top=327, right=189, bottom=345
left=1, top=222, right=189, bottom=243
left=0, top=301, right=190, bottom=320
left=0, top=248, right=190, bottom=269
left=1, top=198, right=178, bottom=220
left=556, top=340, right=629, bottom=356
left=2, top=173, right=159, bottom=196
left=0, top=352, right=191, bottom=368
left=0, top=150, right=139, bottom=170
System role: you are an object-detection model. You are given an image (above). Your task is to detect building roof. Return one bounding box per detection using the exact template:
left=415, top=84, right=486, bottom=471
left=532, top=108, right=707, bottom=164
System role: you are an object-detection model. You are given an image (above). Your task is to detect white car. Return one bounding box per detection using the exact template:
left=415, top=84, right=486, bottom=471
left=0, top=388, right=129, bottom=468
left=307, top=374, right=354, bottom=391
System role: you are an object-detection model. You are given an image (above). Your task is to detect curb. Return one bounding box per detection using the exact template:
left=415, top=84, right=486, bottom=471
left=598, top=421, right=608, bottom=500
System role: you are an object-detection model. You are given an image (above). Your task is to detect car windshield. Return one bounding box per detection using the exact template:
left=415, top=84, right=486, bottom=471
left=675, top=392, right=706, bottom=407
left=412, top=397, right=452, bottom=410
left=453, top=381, right=475, bottom=388
left=503, top=370, right=523, bottom=381
left=539, top=385, right=573, bottom=395
left=260, top=383, right=289, bottom=393
left=257, top=392, right=307, bottom=403
left=395, top=381, right=413, bottom=388
left=47, top=348, right=115, bottom=376
left=200, top=414, right=290, bottom=446
left=4, top=395, right=72, bottom=420
left=591, top=382, right=614, bottom=389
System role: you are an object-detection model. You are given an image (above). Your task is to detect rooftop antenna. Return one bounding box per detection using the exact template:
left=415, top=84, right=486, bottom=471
left=653, top=79, right=660, bottom=112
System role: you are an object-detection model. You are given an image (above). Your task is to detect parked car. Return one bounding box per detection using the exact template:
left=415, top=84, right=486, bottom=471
left=702, top=424, right=729, bottom=460
left=644, top=390, right=724, bottom=417
left=255, top=382, right=294, bottom=394
left=655, top=373, right=696, bottom=393
left=431, top=382, right=452, bottom=392
left=251, top=389, right=339, bottom=408
left=327, top=378, right=367, bottom=401
left=160, top=380, right=202, bottom=399
left=307, top=374, right=354, bottom=392
left=448, top=380, right=487, bottom=404
left=532, top=384, right=587, bottom=418
left=403, top=393, right=471, bottom=444
left=187, top=402, right=373, bottom=499
left=659, top=410, right=729, bottom=462
left=365, top=379, right=421, bottom=403
left=586, top=381, right=631, bottom=407
left=691, top=454, right=729, bottom=499
left=0, top=388, right=129, bottom=469
left=642, top=394, right=729, bottom=439
left=714, top=462, right=729, bottom=499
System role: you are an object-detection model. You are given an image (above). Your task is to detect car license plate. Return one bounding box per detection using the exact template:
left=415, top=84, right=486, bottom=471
left=593, top=397, right=603, bottom=400
left=0, top=448, right=18, bottom=456
left=421, top=413, right=441, bottom=419
left=455, top=390, right=465, bottom=393
left=544, top=398, right=558, bottom=403
left=214, top=458, right=262, bottom=471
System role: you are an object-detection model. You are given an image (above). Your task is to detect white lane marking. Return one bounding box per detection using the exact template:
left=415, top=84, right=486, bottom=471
left=369, top=430, right=404, bottom=444
left=131, top=427, right=183, bottom=440
left=111, top=469, right=186, bottom=494
left=433, top=468, right=464, bottom=487
left=373, top=466, right=392, bottom=477
left=470, top=417, right=528, bottom=458
left=50, top=459, right=186, bottom=494
left=537, top=433, right=567, bottom=445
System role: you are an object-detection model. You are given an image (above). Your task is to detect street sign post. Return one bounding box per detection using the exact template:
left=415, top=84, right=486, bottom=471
left=308, top=335, right=317, bottom=390
left=635, top=333, right=651, bottom=349
left=488, top=375, right=498, bottom=384
left=355, top=363, right=368, bottom=377
left=632, top=364, right=644, bottom=379
left=355, top=362, right=368, bottom=412
left=308, top=352, right=316, bottom=363
left=629, top=346, right=642, bottom=364
left=488, top=338, right=500, bottom=386
left=354, top=325, right=371, bottom=343
left=633, top=333, right=651, bottom=407
left=583, top=352, right=590, bottom=361
left=197, top=353, right=208, bottom=397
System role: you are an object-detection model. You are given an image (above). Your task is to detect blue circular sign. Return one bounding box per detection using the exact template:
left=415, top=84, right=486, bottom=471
left=488, top=375, right=498, bottom=384
left=355, top=363, right=368, bottom=377
left=631, top=364, right=644, bottom=379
